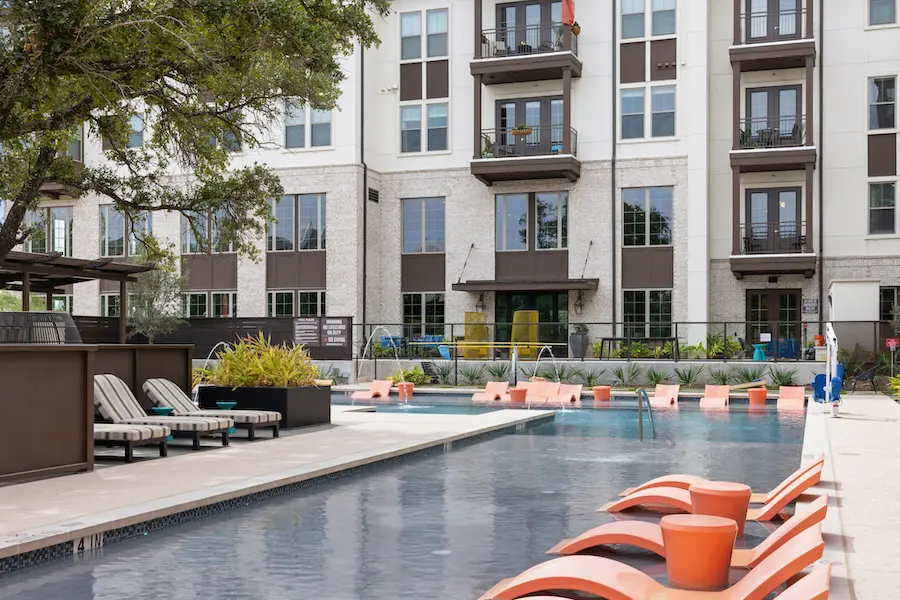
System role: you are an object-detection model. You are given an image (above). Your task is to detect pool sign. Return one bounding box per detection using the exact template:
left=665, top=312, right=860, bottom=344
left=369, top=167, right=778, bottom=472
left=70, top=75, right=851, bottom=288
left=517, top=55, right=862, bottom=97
left=887, top=338, right=899, bottom=350
left=321, top=317, right=350, bottom=347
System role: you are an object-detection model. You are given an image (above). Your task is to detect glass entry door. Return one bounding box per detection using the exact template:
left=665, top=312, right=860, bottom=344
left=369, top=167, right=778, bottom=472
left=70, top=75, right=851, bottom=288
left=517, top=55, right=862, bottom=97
left=496, top=97, right=564, bottom=156
left=746, top=289, right=801, bottom=358
left=746, top=0, right=800, bottom=43
left=745, top=188, right=801, bottom=253
left=495, top=292, right=568, bottom=347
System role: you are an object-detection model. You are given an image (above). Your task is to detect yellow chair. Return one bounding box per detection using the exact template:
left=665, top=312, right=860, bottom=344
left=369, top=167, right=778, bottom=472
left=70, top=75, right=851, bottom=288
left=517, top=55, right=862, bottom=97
left=464, top=311, right=490, bottom=359
left=511, top=310, right=539, bottom=359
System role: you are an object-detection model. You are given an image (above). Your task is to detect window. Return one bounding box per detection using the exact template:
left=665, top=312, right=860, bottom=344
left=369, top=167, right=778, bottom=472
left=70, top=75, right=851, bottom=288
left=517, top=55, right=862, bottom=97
left=536, top=192, right=568, bottom=249
left=181, top=211, right=207, bottom=254
left=651, top=0, right=676, bottom=35
left=427, top=103, right=449, bottom=151
left=298, top=194, right=326, bottom=250
left=100, top=205, right=126, bottom=257
left=101, top=294, right=121, bottom=318
left=880, top=287, right=897, bottom=322
left=183, top=293, right=208, bottom=318
left=869, top=182, right=896, bottom=234
left=311, top=110, right=332, bottom=147
left=211, top=209, right=234, bottom=253
left=427, top=9, right=449, bottom=57
left=651, top=86, right=676, bottom=137
left=401, top=105, right=422, bottom=153
left=496, top=194, right=528, bottom=251
left=623, top=187, right=674, bottom=246
left=285, top=102, right=333, bottom=148
left=269, top=196, right=295, bottom=251
left=128, top=114, right=145, bottom=147
left=869, top=77, right=896, bottom=130
left=403, top=198, right=446, bottom=253
left=27, top=207, right=74, bottom=256
left=130, top=212, right=152, bottom=256
left=621, top=88, right=645, bottom=139
left=870, top=0, right=896, bottom=25
left=211, top=292, right=237, bottom=318
left=299, top=291, right=326, bottom=317
left=285, top=102, right=306, bottom=148
left=268, top=291, right=294, bottom=317
left=401, top=12, right=422, bottom=60
left=403, top=293, right=445, bottom=338
left=67, top=124, right=83, bottom=162
left=52, top=295, right=73, bottom=313
left=624, top=290, right=672, bottom=338
left=24, top=209, right=47, bottom=254
left=622, top=0, right=645, bottom=38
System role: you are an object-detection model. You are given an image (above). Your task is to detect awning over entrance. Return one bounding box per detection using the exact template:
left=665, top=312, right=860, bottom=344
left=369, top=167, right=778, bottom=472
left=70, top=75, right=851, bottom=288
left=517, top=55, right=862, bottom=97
left=451, top=279, right=599, bottom=292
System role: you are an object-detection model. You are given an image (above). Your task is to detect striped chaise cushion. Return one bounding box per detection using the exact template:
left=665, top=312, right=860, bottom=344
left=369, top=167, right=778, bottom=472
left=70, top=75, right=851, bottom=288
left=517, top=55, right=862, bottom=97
left=94, top=423, right=170, bottom=442
left=143, top=378, right=281, bottom=424
left=194, top=409, right=281, bottom=424
left=117, top=415, right=232, bottom=432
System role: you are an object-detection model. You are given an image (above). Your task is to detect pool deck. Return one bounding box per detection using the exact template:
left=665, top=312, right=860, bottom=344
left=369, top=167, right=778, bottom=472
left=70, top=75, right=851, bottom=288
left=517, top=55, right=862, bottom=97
left=0, top=405, right=553, bottom=564
left=801, top=395, right=900, bottom=600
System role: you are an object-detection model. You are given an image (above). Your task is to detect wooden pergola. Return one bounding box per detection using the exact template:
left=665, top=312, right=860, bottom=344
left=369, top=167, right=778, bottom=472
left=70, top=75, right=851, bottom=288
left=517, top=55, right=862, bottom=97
left=0, top=251, right=154, bottom=343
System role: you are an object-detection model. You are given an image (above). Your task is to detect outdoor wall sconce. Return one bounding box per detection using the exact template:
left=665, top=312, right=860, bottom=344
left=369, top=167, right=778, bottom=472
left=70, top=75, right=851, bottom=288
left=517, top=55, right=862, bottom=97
left=574, top=291, right=584, bottom=315
left=475, top=293, right=486, bottom=313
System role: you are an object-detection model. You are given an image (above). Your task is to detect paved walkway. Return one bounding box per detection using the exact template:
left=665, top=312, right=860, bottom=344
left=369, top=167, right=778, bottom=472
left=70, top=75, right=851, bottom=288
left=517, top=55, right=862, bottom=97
left=802, top=395, right=900, bottom=600
left=0, top=406, right=552, bottom=561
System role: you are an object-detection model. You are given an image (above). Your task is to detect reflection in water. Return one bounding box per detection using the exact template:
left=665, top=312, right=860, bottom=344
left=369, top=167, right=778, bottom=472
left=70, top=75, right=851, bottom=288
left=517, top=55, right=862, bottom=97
left=0, top=410, right=803, bottom=600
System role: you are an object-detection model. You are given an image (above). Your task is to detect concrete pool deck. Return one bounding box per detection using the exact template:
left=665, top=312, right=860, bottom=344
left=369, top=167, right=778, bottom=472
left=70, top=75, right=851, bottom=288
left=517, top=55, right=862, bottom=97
left=0, top=405, right=553, bottom=565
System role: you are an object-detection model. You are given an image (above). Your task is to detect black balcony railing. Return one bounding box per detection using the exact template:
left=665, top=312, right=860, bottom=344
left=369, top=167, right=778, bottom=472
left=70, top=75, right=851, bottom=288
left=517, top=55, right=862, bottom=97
left=480, top=126, right=578, bottom=159
left=739, top=115, right=807, bottom=149
left=479, top=24, right=577, bottom=59
left=739, top=221, right=808, bottom=255
left=740, top=8, right=808, bottom=44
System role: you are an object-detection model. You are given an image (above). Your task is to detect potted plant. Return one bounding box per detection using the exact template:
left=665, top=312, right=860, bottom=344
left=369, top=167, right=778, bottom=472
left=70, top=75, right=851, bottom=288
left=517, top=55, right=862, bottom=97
left=482, top=134, right=493, bottom=158
left=195, top=333, right=329, bottom=429
left=571, top=21, right=581, bottom=36
left=510, top=123, right=533, bottom=136
left=569, top=324, right=589, bottom=359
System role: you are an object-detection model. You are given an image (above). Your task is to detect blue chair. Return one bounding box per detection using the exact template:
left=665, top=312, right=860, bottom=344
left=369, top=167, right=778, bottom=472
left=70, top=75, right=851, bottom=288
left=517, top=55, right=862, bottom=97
left=438, top=345, right=451, bottom=360
left=831, top=377, right=843, bottom=402
left=811, top=373, right=826, bottom=403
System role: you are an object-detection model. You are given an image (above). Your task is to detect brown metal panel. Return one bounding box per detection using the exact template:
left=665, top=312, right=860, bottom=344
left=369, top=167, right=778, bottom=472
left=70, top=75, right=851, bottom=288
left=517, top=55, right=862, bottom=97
left=452, top=279, right=599, bottom=291
left=401, top=253, right=446, bottom=292
left=495, top=250, right=568, bottom=282
left=730, top=147, right=817, bottom=171
left=730, top=41, right=816, bottom=72
left=868, top=133, right=897, bottom=177
left=470, top=52, right=583, bottom=84
left=297, top=251, right=326, bottom=289
left=93, top=345, right=138, bottom=403
left=650, top=39, right=677, bottom=81
left=426, top=60, right=449, bottom=99
left=99, top=279, right=117, bottom=293
left=620, top=42, right=646, bottom=84
left=183, top=254, right=211, bottom=290
left=134, top=346, right=193, bottom=407
left=621, top=247, right=674, bottom=288
left=471, top=155, right=582, bottom=184
left=266, top=251, right=326, bottom=289
left=730, top=255, right=817, bottom=278
left=400, top=62, right=423, bottom=101
left=210, top=254, right=238, bottom=290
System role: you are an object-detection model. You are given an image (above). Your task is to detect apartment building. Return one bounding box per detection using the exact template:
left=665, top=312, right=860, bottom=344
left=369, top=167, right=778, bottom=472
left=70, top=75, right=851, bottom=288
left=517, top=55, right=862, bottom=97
left=10, top=0, right=900, bottom=347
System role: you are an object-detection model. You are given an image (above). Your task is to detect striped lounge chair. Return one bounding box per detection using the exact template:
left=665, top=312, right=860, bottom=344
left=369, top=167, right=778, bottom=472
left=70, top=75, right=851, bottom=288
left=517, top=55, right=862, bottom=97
left=94, top=374, right=233, bottom=450
left=94, top=423, right=170, bottom=463
left=143, top=378, right=281, bottom=440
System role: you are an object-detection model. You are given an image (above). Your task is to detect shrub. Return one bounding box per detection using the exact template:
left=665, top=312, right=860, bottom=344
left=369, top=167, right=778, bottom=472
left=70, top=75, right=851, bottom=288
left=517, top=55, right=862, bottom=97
left=611, top=363, right=643, bottom=387
left=434, top=362, right=455, bottom=385
left=486, top=362, right=512, bottom=381
left=674, top=365, right=704, bottom=387
left=565, top=367, right=585, bottom=384
left=591, top=340, right=605, bottom=358
left=652, top=341, right=674, bottom=359
left=320, top=364, right=348, bottom=385
left=581, top=368, right=605, bottom=387
left=733, top=365, right=767, bottom=384
left=459, top=364, right=487, bottom=386
left=388, top=366, right=428, bottom=385
left=704, top=334, right=725, bottom=359
left=194, top=333, right=319, bottom=389
left=708, top=368, right=733, bottom=386
left=768, top=366, right=798, bottom=387
left=645, top=368, right=668, bottom=386
left=518, top=364, right=538, bottom=379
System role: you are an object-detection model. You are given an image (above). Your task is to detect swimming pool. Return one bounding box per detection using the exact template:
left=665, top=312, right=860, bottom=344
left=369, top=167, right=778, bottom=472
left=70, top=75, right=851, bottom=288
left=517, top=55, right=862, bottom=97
left=0, top=408, right=804, bottom=599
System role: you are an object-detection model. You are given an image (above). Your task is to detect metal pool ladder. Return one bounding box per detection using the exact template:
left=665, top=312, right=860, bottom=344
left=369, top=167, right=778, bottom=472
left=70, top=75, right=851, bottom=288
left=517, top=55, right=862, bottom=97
left=637, top=388, right=657, bottom=441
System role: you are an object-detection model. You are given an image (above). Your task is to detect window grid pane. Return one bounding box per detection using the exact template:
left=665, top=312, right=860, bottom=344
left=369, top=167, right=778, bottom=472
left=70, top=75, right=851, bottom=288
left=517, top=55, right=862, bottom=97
left=496, top=194, right=528, bottom=251
left=403, top=199, right=424, bottom=253
left=623, top=290, right=646, bottom=338
left=869, top=182, right=896, bottom=235
left=101, top=206, right=126, bottom=257
left=622, top=88, right=646, bottom=139
left=870, top=0, right=896, bottom=25
left=651, top=86, right=676, bottom=137
left=652, top=0, right=676, bottom=35
left=26, top=210, right=47, bottom=254
left=622, top=0, right=645, bottom=38
left=427, top=9, right=449, bottom=57
left=270, top=196, right=295, bottom=251
left=49, top=207, right=73, bottom=256
left=182, top=212, right=206, bottom=254
left=880, top=287, right=897, bottom=322
left=298, top=194, right=325, bottom=250
left=128, top=114, right=144, bottom=148
left=623, top=188, right=647, bottom=246
left=401, top=106, right=422, bottom=153
left=649, top=187, right=674, bottom=245
left=869, top=77, right=896, bottom=130
left=401, top=12, right=422, bottom=60
left=536, top=192, right=568, bottom=250
left=285, top=102, right=307, bottom=148
left=403, top=293, right=423, bottom=339
left=311, top=110, right=332, bottom=147
left=212, top=293, right=236, bottom=318
left=427, top=103, right=448, bottom=151
left=649, top=290, right=673, bottom=337
left=424, top=293, right=445, bottom=336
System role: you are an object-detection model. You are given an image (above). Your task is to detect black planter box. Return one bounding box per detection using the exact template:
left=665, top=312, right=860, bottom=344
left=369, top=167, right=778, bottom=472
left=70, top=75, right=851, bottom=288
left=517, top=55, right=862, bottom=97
left=197, top=385, right=331, bottom=429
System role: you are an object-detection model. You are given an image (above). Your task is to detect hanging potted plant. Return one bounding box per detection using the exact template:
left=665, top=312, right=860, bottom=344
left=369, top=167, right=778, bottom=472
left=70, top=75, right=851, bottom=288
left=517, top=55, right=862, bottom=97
left=510, top=123, right=533, bottom=136
left=569, top=323, right=589, bottom=359
left=482, top=134, right=493, bottom=158
left=570, top=21, right=581, bottom=36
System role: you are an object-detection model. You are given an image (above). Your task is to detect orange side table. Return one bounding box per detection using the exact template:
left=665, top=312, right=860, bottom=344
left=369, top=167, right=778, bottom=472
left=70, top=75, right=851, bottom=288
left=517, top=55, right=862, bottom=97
left=397, top=382, right=414, bottom=401
left=661, top=514, right=737, bottom=591
left=509, top=388, right=527, bottom=403
left=593, top=386, right=611, bottom=401
left=747, top=387, right=767, bottom=406
left=689, top=481, right=752, bottom=537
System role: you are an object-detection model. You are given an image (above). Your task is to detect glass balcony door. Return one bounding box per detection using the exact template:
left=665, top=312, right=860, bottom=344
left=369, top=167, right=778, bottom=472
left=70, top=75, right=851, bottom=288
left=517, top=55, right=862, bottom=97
left=496, top=97, right=564, bottom=157
left=745, top=188, right=802, bottom=254
left=746, top=0, right=800, bottom=43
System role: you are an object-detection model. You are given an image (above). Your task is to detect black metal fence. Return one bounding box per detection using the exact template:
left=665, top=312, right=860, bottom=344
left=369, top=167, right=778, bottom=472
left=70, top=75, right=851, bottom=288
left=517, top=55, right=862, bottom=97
left=480, top=126, right=578, bottom=158
left=479, top=24, right=577, bottom=59
left=738, top=222, right=808, bottom=255
left=740, top=115, right=807, bottom=149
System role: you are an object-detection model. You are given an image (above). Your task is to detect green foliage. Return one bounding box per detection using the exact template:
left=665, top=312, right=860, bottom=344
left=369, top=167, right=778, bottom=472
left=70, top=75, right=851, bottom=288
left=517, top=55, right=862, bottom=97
left=565, top=367, right=585, bottom=384
left=368, top=343, right=400, bottom=359
left=768, top=366, right=798, bottom=387
left=708, top=368, right=733, bottom=386
left=876, top=352, right=895, bottom=377
left=591, top=340, right=604, bottom=358
left=674, top=365, right=704, bottom=387
left=611, top=363, right=643, bottom=387
left=680, top=344, right=706, bottom=359
left=733, top=365, right=767, bottom=384
left=645, top=368, right=668, bottom=386
left=652, top=341, right=675, bottom=359
left=724, top=336, right=743, bottom=359
left=581, top=368, right=605, bottom=387
left=838, top=344, right=873, bottom=378
left=890, top=375, right=900, bottom=398
left=127, top=250, right=185, bottom=343
left=486, top=362, right=512, bottom=381
left=0, top=0, right=390, bottom=263
left=459, top=364, right=487, bottom=386
left=704, top=334, right=725, bottom=359
left=434, top=362, right=455, bottom=385
left=388, top=366, right=428, bottom=385
left=572, top=323, right=589, bottom=334
left=194, top=333, right=318, bottom=389
left=518, top=364, right=537, bottom=380
left=319, top=364, right=348, bottom=385
left=0, top=291, right=48, bottom=311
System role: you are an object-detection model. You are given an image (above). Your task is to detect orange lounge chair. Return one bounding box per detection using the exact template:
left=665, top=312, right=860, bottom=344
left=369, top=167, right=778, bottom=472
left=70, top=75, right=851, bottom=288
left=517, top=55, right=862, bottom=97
left=500, top=381, right=534, bottom=402
left=700, top=384, right=731, bottom=408
left=601, top=460, right=824, bottom=522
left=619, top=454, right=825, bottom=503
left=777, top=386, right=807, bottom=409
left=648, top=384, right=680, bottom=407
left=473, top=381, right=510, bottom=402
left=479, top=527, right=825, bottom=600
left=550, top=494, right=827, bottom=569
left=350, top=379, right=393, bottom=400
left=547, top=383, right=583, bottom=405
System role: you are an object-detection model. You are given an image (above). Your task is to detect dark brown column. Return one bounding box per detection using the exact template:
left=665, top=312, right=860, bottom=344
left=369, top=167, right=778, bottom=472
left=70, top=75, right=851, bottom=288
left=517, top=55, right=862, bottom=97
left=732, top=168, right=741, bottom=255
left=805, top=56, right=814, bottom=145
left=733, top=0, right=742, bottom=46
left=805, top=0, right=814, bottom=40
left=474, top=0, right=483, bottom=59
left=733, top=68, right=742, bottom=150
left=474, top=74, right=483, bottom=159
left=45, top=291, right=53, bottom=310
left=805, top=164, right=814, bottom=253
left=22, top=272, right=30, bottom=311
left=119, top=279, right=127, bottom=344
left=563, top=67, right=572, bottom=154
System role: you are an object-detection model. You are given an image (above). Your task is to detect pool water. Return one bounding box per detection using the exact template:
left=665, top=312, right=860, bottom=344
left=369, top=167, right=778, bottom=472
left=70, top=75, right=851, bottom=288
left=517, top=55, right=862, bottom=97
left=0, top=409, right=804, bottom=600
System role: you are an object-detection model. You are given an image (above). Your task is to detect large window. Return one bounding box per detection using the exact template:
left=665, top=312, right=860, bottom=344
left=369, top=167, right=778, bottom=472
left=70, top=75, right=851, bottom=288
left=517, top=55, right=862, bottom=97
left=181, top=292, right=236, bottom=318
left=869, top=77, right=896, bottom=130
left=101, top=294, right=121, bottom=318
left=401, top=103, right=449, bottom=153
left=621, top=89, right=645, bottom=139
left=401, top=12, right=422, bottom=60
left=496, top=194, right=528, bottom=251
left=536, top=191, right=568, bottom=249
left=183, top=293, right=208, bottom=318
left=103, top=114, right=144, bottom=150
left=68, top=124, right=83, bottom=162
left=651, top=86, right=676, bottom=137
left=402, top=197, right=445, bottom=253
left=870, top=182, right=896, bottom=235
left=25, top=207, right=73, bottom=256
left=401, top=105, right=422, bottom=153
left=181, top=210, right=233, bottom=254
left=622, top=85, right=676, bottom=139
left=268, top=291, right=294, bottom=317
left=285, top=102, right=332, bottom=149
left=401, top=9, right=448, bottom=60
left=100, top=205, right=125, bottom=257
left=268, top=194, right=326, bottom=252
left=870, top=0, right=896, bottom=25
left=299, top=291, right=326, bottom=317
left=269, top=196, right=295, bottom=251
left=211, top=292, right=237, bottom=318
left=880, top=286, right=898, bottom=322
left=622, top=0, right=645, bottom=38
left=299, top=194, right=326, bottom=250
left=622, top=0, right=675, bottom=38
left=623, top=187, right=674, bottom=246
left=427, top=9, right=449, bottom=57
left=403, top=292, right=445, bottom=338
left=624, top=289, right=672, bottom=338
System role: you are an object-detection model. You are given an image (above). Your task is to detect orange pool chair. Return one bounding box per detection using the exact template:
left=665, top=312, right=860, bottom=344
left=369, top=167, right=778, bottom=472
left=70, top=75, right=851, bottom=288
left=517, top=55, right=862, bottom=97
left=601, top=460, right=824, bottom=522
left=350, top=380, right=393, bottom=400
left=550, top=494, right=827, bottom=569
left=548, top=384, right=583, bottom=405
left=700, top=385, right=731, bottom=408
left=479, top=528, right=826, bottom=600
left=618, top=454, right=825, bottom=503
left=777, top=386, right=807, bottom=409
left=473, top=381, right=510, bottom=402
left=648, top=384, right=680, bottom=407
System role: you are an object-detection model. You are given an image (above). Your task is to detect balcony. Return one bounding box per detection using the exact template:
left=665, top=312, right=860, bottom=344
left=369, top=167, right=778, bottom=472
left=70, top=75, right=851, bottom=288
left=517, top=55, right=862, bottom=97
left=730, top=6, right=816, bottom=71
left=471, top=25, right=582, bottom=85
left=470, top=125, right=580, bottom=185
left=730, top=222, right=816, bottom=279
left=730, top=115, right=817, bottom=172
